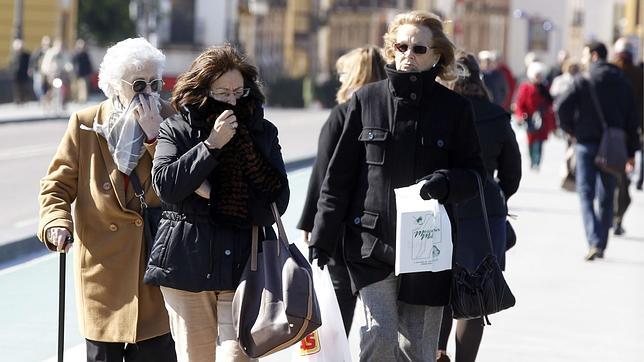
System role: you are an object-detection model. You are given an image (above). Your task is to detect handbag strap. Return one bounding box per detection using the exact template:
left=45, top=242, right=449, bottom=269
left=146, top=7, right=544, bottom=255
left=248, top=203, right=288, bottom=271
left=270, top=203, right=289, bottom=247
left=585, top=77, right=608, bottom=130
left=471, top=171, right=495, bottom=254
left=250, top=226, right=259, bottom=271
left=129, top=172, right=148, bottom=210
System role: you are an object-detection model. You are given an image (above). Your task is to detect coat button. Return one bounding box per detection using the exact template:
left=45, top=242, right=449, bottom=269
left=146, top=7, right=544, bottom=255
left=109, top=224, right=118, bottom=232
left=410, top=92, right=417, bottom=100
left=368, top=131, right=374, bottom=140
left=224, top=249, right=232, bottom=256
left=354, top=217, right=361, bottom=225
left=102, top=182, right=111, bottom=191
left=135, top=219, right=143, bottom=227
left=410, top=75, right=417, bottom=82
left=437, top=139, right=445, bottom=148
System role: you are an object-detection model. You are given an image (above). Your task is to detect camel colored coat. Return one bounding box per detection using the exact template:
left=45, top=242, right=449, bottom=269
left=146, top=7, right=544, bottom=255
left=38, top=100, right=174, bottom=343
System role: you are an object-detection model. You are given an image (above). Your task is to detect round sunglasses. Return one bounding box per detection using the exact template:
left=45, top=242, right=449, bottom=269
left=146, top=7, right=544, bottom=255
left=121, top=78, right=164, bottom=93
left=394, top=43, right=437, bottom=55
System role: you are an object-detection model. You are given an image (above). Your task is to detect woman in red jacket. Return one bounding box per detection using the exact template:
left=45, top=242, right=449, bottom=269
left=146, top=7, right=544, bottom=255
left=515, top=61, right=556, bottom=170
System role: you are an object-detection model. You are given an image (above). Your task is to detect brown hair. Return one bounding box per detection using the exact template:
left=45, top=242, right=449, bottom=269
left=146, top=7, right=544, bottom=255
left=171, top=44, right=264, bottom=110
left=383, top=11, right=456, bottom=80
left=335, top=46, right=387, bottom=103
left=452, top=51, right=491, bottom=100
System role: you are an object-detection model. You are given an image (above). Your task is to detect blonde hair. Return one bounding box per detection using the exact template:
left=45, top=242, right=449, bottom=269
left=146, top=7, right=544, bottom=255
left=383, top=11, right=456, bottom=81
left=335, top=46, right=387, bottom=103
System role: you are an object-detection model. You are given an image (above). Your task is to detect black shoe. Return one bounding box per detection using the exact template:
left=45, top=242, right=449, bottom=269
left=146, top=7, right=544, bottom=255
left=596, top=249, right=604, bottom=258
left=636, top=183, right=643, bottom=191
left=585, top=247, right=601, bottom=261
left=614, top=224, right=625, bottom=236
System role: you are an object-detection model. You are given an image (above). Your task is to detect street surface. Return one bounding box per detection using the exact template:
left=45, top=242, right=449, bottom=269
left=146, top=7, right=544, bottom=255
left=0, top=106, right=643, bottom=361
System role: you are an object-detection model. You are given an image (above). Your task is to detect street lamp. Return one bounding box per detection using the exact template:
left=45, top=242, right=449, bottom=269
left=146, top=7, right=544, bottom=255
left=12, top=0, right=23, bottom=40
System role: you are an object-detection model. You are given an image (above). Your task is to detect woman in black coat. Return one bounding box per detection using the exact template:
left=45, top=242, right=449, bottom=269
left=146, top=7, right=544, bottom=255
left=298, top=45, right=387, bottom=335
left=436, top=53, right=522, bottom=362
left=309, top=11, right=486, bottom=362
left=144, top=45, right=289, bottom=361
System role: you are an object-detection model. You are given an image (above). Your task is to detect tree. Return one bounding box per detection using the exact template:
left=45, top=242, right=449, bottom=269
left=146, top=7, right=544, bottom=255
left=78, top=0, right=136, bottom=46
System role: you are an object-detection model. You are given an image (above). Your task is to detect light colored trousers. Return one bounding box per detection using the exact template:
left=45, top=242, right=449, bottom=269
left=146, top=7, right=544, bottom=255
left=358, top=273, right=443, bottom=362
left=161, top=286, right=256, bottom=362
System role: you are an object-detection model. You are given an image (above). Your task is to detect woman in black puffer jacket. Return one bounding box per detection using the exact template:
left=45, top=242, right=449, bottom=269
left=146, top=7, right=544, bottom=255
left=144, top=45, right=289, bottom=361
left=436, top=52, right=522, bottom=362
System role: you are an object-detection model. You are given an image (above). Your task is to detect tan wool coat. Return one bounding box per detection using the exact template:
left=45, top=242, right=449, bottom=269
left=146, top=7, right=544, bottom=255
left=38, top=100, right=174, bottom=343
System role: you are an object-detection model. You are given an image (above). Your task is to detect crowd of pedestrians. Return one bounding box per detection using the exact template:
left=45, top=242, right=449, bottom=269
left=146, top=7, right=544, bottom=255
left=9, top=35, right=93, bottom=108
left=33, top=8, right=642, bottom=362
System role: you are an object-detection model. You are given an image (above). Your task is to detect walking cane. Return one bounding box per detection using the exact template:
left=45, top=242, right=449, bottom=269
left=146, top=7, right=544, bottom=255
left=58, top=235, right=73, bottom=362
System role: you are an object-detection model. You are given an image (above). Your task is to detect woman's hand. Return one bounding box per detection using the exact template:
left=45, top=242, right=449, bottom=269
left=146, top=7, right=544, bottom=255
left=302, top=231, right=310, bottom=245
left=204, top=110, right=238, bottom=150
left=46, top=227, right=73, bottom=253
left=134, top=94, right=163, bottom=141
left=195, top=181, right=211, bottom=199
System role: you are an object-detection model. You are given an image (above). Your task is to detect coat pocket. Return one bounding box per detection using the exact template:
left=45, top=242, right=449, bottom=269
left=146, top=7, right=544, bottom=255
left=358, top=128, right=388, bottom=165
left=358, top=211, right=395, bottom=266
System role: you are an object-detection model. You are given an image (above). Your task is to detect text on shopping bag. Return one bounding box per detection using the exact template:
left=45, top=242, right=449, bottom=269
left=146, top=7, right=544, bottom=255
left=395, top=183, right=453, bottom=275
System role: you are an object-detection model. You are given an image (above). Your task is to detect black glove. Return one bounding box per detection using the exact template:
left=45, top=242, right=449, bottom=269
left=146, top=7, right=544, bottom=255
left=308, top=246, right=331, bottom=270
left=419, top=172, right=449, bottom=202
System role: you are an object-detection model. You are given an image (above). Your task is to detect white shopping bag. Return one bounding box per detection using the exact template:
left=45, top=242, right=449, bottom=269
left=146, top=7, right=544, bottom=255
left=394, top=182, right=453, bottom=275
left=260, top=241, right=352, bottom=362
left=290, top=266, right=352, bottom=361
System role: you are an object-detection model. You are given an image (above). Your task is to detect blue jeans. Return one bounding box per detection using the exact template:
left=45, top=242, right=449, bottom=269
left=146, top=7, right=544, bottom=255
left=575, top=143, right=617, bottom=250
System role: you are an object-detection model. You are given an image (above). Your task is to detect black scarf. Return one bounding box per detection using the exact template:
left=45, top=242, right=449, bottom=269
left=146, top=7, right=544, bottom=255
left=182, top=97, right=284, bottom=226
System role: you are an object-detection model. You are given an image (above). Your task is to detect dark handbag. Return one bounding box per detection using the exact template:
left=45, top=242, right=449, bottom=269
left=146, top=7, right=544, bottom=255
left=130, top=172, right=162, bottom=258
left=505, top=220, right=516, bottom=251
left=587, top=79, right=628, bottom=176
left=232, top=203, right=322, bottom=358
left=525, top=106, right=545, bottom=134
left=451, top=171, right=516, bottom=325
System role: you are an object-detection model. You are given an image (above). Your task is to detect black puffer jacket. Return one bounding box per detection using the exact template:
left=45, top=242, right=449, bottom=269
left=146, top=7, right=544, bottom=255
left=310, top=65, right=486, bottom=306
left=556, top=61, right=639, bottom=156
left=144, top=103, right=289, bottom=292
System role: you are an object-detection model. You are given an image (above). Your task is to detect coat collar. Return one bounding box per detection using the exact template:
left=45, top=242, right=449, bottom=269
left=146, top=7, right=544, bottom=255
left=386, top=63, right=441, bottom=105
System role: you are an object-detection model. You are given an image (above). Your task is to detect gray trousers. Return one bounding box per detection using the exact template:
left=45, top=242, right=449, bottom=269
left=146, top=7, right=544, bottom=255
left=358, top=273, right=443, bottom=362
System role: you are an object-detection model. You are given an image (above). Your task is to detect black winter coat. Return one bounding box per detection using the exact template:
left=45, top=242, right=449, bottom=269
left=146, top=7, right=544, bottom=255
left=556, top=61, right=639, bottom=156
left=310, top=65, right=486, bottom=306
left=455, top=96, right=522, bottom=271
left=297, top=102, right=348, bottom=233
left=144, top=107, right=289, bottom=292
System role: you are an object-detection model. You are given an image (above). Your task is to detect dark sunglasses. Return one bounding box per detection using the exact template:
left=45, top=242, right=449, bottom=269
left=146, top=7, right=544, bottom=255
left=394, top=43, right=435, bottom=55
left=121, top=78, right=164, bottom=93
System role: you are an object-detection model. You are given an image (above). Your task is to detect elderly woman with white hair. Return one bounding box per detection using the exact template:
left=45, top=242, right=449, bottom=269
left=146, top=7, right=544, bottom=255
left=38, top=37, right=177, bottom=361
left=515, top=61, right=556, bottom=170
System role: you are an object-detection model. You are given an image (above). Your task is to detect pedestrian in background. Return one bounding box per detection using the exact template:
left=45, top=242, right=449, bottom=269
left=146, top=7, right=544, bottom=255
left=479, top=50, right=509, bottom=107
left=38, top=37, right=176, bottom=361
left=9, top=39, right=31, bottom=104
left=29, top=35, right=51, bottom=102
left=309, top=11, right=486, bottom=362
left=515, top=61, right=556, bottom=170
left=555, top=41, right=639, bottom=260
left=72, top=38, right=93, bottom=103
left=144, top=44, right=289, bottom=362
left=550, top=60, right=580, bottom=100
left=40, top=38, right=73, bottom=111
left=436, top=52, right=522, bottom=362
left=298, top=45, right=387, bottom=336
left=610, top=38, right=643, bottom=236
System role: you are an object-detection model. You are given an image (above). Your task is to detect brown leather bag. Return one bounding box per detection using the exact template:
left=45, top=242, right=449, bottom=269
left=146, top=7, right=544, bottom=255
left=232, top=203, right=321, bottom=358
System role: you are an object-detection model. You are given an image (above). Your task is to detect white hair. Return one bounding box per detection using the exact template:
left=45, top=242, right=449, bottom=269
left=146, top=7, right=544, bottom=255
left=527, top=61, right=547, bottom=83
left=98, top=38, right=166, bottom=98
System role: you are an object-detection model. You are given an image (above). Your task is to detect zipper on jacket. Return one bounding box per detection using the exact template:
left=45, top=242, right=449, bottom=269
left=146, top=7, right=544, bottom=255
left=206, top=235, right=213, bottom=280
